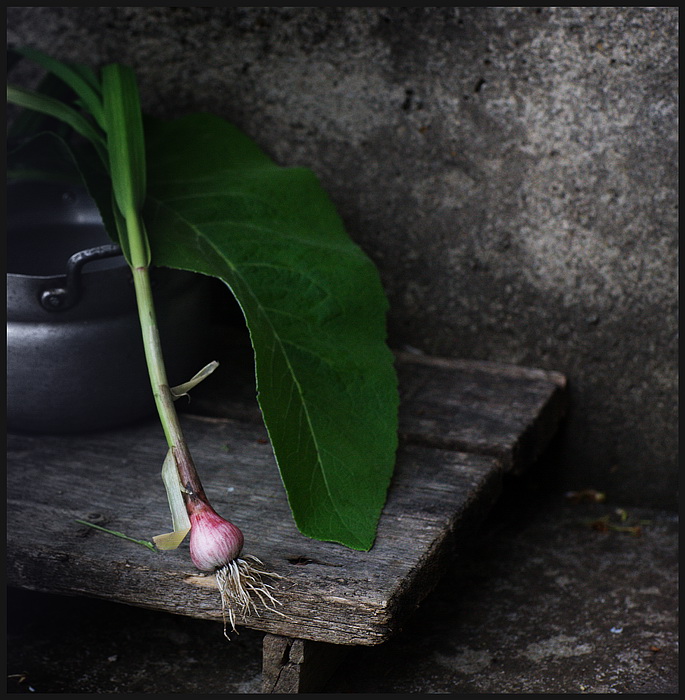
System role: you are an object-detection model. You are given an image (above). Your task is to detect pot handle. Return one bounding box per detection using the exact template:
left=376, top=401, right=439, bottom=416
left=40, top=243, right=123, bottom=311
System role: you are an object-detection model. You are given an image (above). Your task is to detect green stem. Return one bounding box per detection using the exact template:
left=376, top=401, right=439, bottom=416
left=131, top=260, right=207, bottom=504
left=75, top=519, right=157, bottom=552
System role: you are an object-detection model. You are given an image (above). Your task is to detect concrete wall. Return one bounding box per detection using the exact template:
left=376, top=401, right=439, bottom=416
left=7, top=7, right=678, bottom=508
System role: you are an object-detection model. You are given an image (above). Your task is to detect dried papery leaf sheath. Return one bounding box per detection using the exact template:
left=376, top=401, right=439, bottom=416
left=153, top=450, right=191, bottom=550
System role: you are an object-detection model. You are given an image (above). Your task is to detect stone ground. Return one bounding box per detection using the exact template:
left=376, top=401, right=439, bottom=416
left=6, top=460, right=678, bottom=694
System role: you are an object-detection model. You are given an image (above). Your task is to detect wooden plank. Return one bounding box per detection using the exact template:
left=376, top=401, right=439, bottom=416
left=7, top=342, right=567, bottom=656
left=7, top=414, right=501, bottom=646
left=262, top=634, right=349, bottom=693
left=394, top=351, right=568, bottom=472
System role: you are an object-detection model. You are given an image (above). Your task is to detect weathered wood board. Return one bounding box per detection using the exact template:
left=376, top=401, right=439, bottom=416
left=6, top=415, right=499, bottom=645
left=6, top=352, right=566, bottom=649
left=395, top=352, right=566, bottom=472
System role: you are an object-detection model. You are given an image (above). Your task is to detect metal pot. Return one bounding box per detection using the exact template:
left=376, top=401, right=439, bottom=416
left=7, top=180, right=213, bottom=434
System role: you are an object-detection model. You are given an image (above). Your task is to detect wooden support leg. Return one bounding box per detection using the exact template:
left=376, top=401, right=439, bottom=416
left=261, top=633, right=350, bottom=693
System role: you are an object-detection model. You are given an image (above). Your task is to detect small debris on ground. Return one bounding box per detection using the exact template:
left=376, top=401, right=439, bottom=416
left=581, top=508, right=651, bottom=537
left=564, top=489, right=606, bottom=504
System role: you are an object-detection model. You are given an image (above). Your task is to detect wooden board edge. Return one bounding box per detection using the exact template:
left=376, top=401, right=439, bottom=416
left=394, top=349, right=567, bottom=389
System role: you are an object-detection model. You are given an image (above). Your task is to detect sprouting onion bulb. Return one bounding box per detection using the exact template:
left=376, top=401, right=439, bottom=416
left=192, top=503, right=285, bottom=637
left=188, top=503, right=244, bottom=572
left=179, top=464, right=284, bottom=637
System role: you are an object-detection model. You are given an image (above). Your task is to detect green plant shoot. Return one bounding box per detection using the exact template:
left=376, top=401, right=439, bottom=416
left=6, top=47, right=399, bottom=552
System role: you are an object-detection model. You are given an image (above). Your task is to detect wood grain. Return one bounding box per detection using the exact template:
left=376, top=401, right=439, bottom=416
left=394, top=351, right=567, bottom=472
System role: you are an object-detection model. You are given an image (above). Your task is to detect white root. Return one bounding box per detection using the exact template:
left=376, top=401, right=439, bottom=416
left=215, top=555, right=286, bottom=640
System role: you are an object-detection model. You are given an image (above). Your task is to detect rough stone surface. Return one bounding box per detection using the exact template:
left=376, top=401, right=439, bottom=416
left=6, top=7, right=678, bottom=507
left=6, top=466, right=678, bottom=694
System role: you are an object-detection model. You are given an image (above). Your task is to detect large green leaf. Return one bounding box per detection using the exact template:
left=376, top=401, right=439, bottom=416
left=142, top=113, right=398, bottom=550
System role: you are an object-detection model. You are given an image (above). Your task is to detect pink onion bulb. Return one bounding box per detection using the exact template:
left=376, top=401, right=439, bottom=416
left=188, top=504, right=244, bottom=572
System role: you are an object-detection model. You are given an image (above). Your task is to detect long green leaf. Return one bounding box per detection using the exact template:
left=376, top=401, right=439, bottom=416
left=101, top=63, right=149, bottom=266
left=7, top=84, right=107, bottom=166
left=7, top=72, right=74, bottom=143
left=7, top=53, right=117, bottom=241
left=142, top=114, right=399, bottom=550
left=7, top=129, right=118, bottom=241
left=69, top=63, right=103, bottom=94
left=101, top=63, right=146, bottom=214
left=14, top=46, right=105, bottom=128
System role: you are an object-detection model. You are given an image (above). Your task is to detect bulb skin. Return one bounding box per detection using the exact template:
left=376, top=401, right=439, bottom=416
left=189, top=504, right=244, bottom=571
